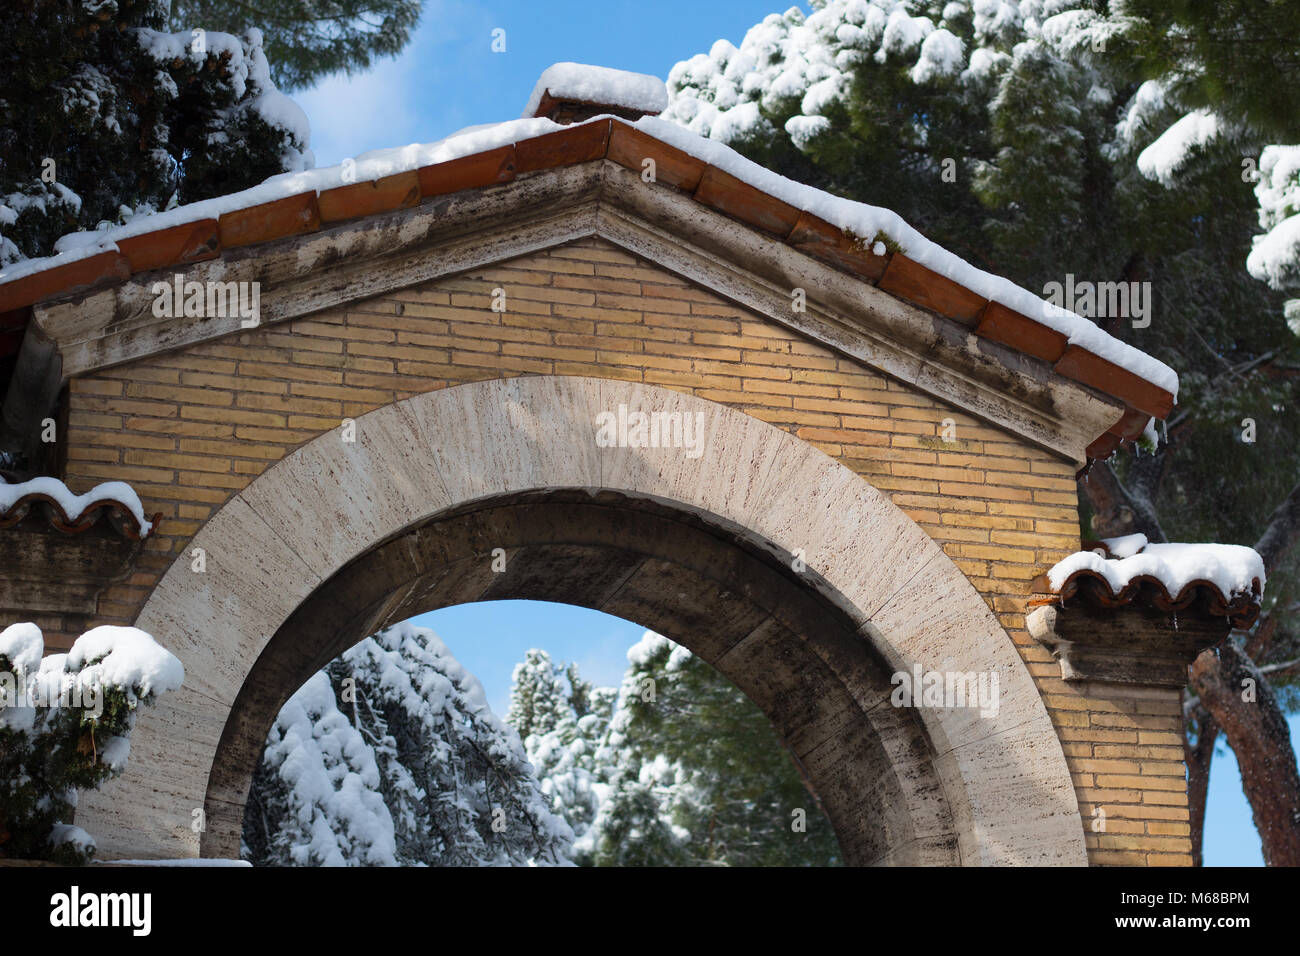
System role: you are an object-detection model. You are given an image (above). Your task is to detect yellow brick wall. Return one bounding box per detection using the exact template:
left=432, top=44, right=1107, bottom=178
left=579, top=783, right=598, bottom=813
left=58, top=236, right=1190, bottom=865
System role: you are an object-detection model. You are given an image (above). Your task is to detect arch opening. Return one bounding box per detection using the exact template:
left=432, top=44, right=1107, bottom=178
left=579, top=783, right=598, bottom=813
left=214, top=489, right=957, bottom=865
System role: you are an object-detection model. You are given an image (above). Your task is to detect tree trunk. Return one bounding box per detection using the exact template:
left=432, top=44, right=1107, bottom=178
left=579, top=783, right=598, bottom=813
left=1255, top=480, right=1300, bottom=572
left=1077, top=459, right=1166, bottom=542
left=1183, top=705, right=1218, bottom=868
left=1189, top=641, right=1300, bottom=866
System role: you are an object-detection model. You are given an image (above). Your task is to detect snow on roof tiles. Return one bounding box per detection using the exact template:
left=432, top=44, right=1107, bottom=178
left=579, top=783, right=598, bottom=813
left=0, top=65, right=1179, bottom=454
left=523, top=62, right=669, bottom=119
left=0, top=477, right=157, bottom=539
left=1031, top=533, right=1265, bottom=629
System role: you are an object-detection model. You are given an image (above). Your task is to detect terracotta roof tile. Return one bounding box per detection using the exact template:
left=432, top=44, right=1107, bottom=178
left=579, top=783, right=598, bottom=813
left=787, top=210, right=889, bottom=282
left=417, top=145, right=517, bottom=197
left=115, top=218, right=220, bottom=273
left=1029, top=539, right=1264, bottom=629
left=514, top=120, right=611, bottom=172
left=878, top=253, right=987, bottom=327
left=1055, top=344, right=1175, bottom=419
left=973, top=300, right=1068, bottom=364
left=0, top=490, right=158, bottom=540
left=318, top=170, right=421, bottom=223
left=217, top=191, right=320, bottom=249
left=606, top=123, right=705, bottom=192
left=694, top=164, right=802, bottom=237
left=1030, top=566, right=1262, bottom=630
left=0, top=250, right=129, bottom=314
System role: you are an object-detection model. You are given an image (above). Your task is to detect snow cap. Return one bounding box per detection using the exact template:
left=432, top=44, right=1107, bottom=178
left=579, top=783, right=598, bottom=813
left=1036, top=533, right=1265, bottom=629
left=1046, top=534, right=1266, bottom=600
left=524, top=63, right=668, bottom=120
left=0, top=476, right=155, bottom=537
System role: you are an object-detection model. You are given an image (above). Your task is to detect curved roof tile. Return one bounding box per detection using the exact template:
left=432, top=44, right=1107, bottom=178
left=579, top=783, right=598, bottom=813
left=1030, top=538, right=1264, bottom=629
left=0, top=480, right=157, bottom=540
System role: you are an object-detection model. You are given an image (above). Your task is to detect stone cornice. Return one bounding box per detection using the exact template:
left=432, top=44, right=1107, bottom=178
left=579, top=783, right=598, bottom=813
left=1027, top=603, right=1229, bottom=687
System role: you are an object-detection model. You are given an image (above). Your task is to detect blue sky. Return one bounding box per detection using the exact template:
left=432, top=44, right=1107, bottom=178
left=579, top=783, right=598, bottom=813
left=411, top=602, right=642, bottom=713
left=298, top=0, right=1294, bottom=868
left=294, top=0, right=787, bottom=166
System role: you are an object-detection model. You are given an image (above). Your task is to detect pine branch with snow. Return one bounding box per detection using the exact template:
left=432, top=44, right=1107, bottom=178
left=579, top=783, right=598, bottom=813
left=244, top=623, right=572, bottom=866
left=0, top=621, right=183, bottom=863
left=0, top=1, right=312, bottom=265
left=572, top=632, right=840, bottom=867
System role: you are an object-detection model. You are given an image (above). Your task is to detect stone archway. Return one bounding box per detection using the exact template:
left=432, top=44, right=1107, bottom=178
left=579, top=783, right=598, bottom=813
left=75, top=376, right=1087, bottom=865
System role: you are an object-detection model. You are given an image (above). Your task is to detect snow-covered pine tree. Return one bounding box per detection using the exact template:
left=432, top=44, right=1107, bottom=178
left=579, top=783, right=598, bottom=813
left=583, top=632, right=840, bottom=867
left=1, top=0, right=311, bottom=265
left=168, top=0, right=424, bottom=92
left=242, top=671, right=397, bottom=867
left=244, top=622, right=572, bottom=866
left=505, top=649, right=572, bottom=743
left=505, top=651, right=614, bottom=855
left=344, top=624, right=573, bottom=865
left=0, top=622, right=184, bottom=863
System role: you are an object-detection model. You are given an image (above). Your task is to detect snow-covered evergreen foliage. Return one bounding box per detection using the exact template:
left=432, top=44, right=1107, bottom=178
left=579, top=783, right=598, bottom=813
left=0, top=622, right=184, bottom=863
left=507, top=649, right=614, bottom=855
left=168, top=0, right=424, bottom=92
left=247, top=627, right=838, bottom=867
left=243, top=622, right=572, bottom=866
left=660, top=1, right=1292, bottom=327
left=0, top=0, right=312, bottom=265
left=581, top=633, right=841, bottom=867
left=511, top=635, right=840, bottom=867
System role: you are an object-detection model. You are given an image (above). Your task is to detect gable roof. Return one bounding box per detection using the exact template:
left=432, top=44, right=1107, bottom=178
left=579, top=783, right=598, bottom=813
left=0, top=100, right=1178, bottom=465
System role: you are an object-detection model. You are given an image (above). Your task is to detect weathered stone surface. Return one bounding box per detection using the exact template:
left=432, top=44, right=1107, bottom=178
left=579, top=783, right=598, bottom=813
left=133, top=495, right=322, bottom=707
left=0, top=525, right=140, bottom=615
left=401, top=375, right=605, bottom=504
left=76, top=688, right=228, bottom=860
left=1027, top=603, right=1228, bottom=687
left=239, top=401, right=452, bottom=579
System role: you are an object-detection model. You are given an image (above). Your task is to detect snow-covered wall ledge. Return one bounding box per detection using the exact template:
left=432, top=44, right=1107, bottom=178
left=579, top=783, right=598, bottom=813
left=0, top=478, right=157, bottom=539
left=0, top=479, right=157, bottom=625
left=1026, top=534, right=1265, bottom=686
left=1038, top=533, right=1264, bottom=625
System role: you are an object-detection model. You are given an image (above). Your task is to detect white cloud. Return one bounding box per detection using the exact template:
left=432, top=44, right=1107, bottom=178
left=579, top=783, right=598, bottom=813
left=295, top=59, right=427, bottom=166
left=293, top=1, right=487, bottom=166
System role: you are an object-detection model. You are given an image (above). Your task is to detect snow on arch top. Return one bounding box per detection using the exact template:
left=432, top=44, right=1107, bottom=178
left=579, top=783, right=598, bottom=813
left=523, top=62, right=669, bottom=120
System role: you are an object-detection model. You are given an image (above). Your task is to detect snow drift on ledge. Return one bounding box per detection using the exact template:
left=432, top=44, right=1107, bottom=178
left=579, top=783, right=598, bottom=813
left=1046, top=533, right=1266, bottom=604
left=0, top=476, right=154, bottom=536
